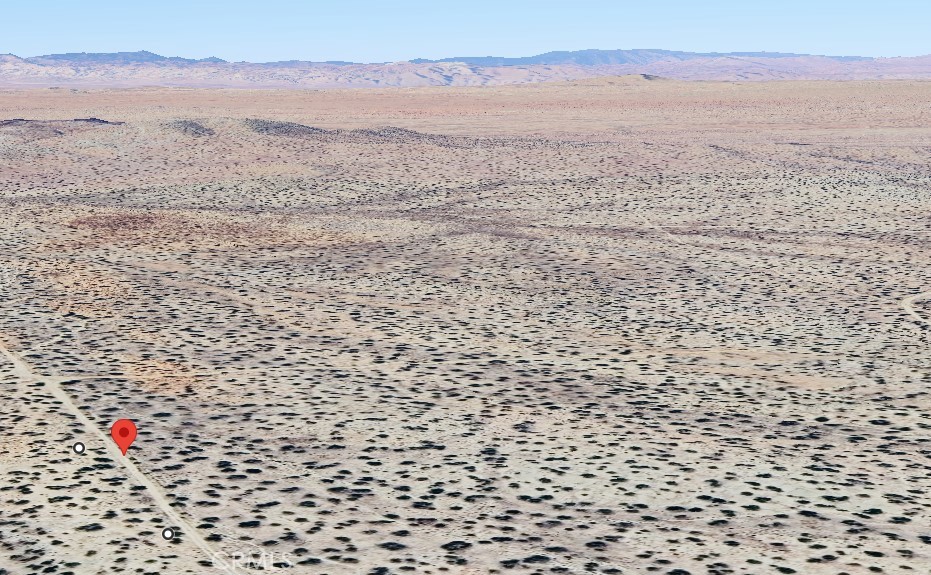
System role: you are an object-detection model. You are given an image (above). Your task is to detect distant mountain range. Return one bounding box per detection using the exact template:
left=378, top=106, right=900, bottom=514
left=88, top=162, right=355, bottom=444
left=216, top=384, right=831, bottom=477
left=1, top=49, right=930, bottom=88
left=409, top=49, right=874, bottom=66
left=13, top=48, right=875, bottom=66
left=24, top=50, right=229, bottom=65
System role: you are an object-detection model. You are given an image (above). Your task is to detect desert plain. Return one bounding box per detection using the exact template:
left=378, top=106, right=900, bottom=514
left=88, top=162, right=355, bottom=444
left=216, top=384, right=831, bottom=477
left=0, top=77, right=930, bottom=575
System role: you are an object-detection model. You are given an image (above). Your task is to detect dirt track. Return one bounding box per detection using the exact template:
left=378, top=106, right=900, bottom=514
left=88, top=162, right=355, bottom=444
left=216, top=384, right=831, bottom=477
left=901, top=290, right=931, bottom=325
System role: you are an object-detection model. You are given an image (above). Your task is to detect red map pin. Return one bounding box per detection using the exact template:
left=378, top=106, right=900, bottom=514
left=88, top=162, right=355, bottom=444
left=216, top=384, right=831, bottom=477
left=111, top=419, right=137, bottom=455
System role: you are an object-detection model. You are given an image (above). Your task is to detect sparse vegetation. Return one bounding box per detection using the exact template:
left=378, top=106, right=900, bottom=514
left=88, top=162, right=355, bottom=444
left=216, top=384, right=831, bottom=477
left=1, top=80, right=929, bottom=574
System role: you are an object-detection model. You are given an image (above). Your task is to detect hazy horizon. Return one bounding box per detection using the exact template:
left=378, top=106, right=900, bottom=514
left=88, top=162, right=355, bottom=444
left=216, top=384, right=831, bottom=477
left=9, top=46, right=915, bottom=65
left=4, top=0, right=930, bottom=63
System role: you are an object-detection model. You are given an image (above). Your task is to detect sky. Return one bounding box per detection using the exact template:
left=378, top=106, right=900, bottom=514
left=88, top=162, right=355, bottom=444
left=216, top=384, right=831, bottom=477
left=4, top=0, right=930, bottom=62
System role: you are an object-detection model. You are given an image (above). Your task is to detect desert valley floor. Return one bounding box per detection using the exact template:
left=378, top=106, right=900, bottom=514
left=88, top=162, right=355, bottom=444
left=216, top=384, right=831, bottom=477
left=0, top=78, right=930, bottom=575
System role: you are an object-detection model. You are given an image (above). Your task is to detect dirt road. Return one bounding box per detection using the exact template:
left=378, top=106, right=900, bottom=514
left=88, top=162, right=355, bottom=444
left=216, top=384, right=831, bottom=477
left=901, top=289, right=931, bottom=326
left=0, top=338, right=233, bottom=573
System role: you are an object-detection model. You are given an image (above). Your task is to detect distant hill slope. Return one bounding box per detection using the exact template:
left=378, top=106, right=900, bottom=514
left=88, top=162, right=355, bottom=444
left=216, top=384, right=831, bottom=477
left=1, top=49, right=929, bottom=88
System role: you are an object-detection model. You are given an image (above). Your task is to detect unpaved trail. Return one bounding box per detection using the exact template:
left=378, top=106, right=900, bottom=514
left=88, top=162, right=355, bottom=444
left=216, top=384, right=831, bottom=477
left=901, top=290, right=931, bottom=326
left=0, top=337, right=233, bottom=574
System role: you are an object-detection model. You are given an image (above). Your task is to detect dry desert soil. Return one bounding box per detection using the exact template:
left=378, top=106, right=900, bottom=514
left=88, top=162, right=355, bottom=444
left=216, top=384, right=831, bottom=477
left=1, top=77, right=930, bottom=575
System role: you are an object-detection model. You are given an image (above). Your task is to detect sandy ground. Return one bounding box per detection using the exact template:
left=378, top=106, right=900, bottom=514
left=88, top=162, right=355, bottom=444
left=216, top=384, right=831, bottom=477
left=1, top=77, right=930, bottom=575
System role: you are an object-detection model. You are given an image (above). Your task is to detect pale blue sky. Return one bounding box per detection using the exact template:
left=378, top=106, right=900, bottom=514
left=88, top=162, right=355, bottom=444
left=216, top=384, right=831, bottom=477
left=5, top=0, right=930, bottom=62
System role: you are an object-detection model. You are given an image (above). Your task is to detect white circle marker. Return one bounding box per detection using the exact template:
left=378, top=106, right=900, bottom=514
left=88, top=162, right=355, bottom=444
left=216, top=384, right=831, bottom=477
left=72, top=442, right=86, bottom=455
left=161, top=527, right=175, bottom=541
